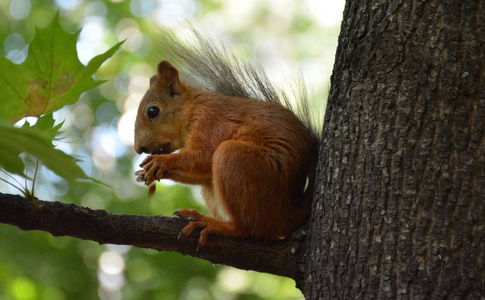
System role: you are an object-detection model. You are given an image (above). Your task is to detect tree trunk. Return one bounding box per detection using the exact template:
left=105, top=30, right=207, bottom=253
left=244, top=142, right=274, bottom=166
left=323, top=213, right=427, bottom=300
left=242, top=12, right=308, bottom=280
left=299, top=0, right=485, bottom=298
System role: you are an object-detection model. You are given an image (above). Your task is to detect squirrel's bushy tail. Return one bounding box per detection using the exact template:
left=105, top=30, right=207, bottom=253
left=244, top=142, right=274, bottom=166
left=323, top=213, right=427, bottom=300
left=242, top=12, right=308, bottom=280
left=157, top=26, right=321, bottom=142
left=157, top=26, right=322, bottom=216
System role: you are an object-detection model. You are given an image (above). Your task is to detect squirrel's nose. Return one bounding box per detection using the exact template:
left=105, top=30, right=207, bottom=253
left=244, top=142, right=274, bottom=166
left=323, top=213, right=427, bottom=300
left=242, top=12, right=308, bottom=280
left=136, top=146, right=147, bottom=154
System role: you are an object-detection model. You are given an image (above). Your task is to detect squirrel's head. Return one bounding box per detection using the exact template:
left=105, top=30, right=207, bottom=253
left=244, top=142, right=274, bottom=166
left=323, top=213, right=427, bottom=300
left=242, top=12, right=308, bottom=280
left=134, top=61, right=189, bottom=155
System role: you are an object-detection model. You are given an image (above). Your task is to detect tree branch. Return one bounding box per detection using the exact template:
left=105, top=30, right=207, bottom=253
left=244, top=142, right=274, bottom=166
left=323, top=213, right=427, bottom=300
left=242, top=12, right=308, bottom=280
left=0, top=193, right=300, bottom=279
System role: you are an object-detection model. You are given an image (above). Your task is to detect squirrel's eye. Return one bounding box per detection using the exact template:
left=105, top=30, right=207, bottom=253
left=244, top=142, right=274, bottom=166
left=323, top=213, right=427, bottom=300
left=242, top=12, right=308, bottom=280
left=147, top=106, right=160, bottom=120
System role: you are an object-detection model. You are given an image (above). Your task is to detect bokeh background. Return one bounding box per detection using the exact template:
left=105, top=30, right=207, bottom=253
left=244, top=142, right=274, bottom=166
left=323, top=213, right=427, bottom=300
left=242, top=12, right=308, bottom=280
left=0, top=0, right=344, bottom=299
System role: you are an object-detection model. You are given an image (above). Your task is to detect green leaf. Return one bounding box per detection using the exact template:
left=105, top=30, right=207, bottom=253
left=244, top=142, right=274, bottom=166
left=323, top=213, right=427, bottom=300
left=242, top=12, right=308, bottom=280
left=0, top=146, right=25, bottom=176
left=0, top=15, right=123, bottom=123
left=21, top=114, right=64, bottom=142
left=0, top=121, right=89, bottom=184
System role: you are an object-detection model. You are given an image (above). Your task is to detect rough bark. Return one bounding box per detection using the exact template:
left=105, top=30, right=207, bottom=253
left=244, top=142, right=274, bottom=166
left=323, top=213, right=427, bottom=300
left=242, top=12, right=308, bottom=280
left=300, top=0, right=485, bottom=299
left=0, top=193, right=302, bottom=279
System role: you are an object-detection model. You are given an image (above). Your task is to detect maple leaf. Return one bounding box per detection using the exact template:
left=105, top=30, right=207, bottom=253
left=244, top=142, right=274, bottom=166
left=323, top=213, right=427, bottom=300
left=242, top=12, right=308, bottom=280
left=0, top=121, right=88, bottom=183
left=0, top=15, right=122, bottom=184
left=0, top=15, right=122, bottom=123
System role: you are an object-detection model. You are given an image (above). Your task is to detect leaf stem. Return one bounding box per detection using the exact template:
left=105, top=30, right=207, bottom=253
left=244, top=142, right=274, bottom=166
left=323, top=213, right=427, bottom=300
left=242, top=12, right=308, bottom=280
left=1, top=169, right=25, bottom=188
left=0, top=177, right=27, bottom=197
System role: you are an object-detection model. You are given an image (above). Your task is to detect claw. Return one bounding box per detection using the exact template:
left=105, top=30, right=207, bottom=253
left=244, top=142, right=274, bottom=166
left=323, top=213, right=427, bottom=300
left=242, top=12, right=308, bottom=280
left=197, top=234, right=206, bottom=250
left=177, top=230, right=184, bottom=240
left=140, top=155, right=155, bottom=167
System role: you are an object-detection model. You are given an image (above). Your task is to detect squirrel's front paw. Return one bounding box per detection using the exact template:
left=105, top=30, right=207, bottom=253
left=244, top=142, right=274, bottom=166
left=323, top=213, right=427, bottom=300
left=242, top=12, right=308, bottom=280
left=135, top=170, right=157, bottom=195
left=139, top=156, right=166, bottom=185
left=135, top=169, right=145, bottom=182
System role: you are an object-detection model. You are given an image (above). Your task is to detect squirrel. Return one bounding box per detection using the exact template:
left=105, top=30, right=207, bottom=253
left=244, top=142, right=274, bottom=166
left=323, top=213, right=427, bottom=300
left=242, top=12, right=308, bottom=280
left=134, top=30, right=320, bottom=248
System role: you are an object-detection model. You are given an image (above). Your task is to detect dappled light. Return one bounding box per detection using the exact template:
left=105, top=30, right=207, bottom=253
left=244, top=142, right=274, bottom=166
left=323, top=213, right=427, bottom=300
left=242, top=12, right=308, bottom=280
left=3, top=33, right=27, bottom=64
left=0, top=0, right=343, bottom=298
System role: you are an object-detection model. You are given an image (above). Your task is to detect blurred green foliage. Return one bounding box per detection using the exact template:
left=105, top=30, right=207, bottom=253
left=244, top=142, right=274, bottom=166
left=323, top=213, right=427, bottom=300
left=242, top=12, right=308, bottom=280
left=0, top=0, right=343, bottom=299
left=0, top=15, right=121, bottom=185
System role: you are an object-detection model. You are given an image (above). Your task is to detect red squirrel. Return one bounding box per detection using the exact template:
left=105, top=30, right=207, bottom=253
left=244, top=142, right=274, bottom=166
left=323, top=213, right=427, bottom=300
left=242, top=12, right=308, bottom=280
left=134, top=33, right=319, bottom=247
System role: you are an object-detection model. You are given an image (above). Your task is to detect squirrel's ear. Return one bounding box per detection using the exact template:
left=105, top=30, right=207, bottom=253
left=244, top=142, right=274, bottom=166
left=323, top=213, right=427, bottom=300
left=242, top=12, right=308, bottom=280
left=156, top=61, right=182, bottom=97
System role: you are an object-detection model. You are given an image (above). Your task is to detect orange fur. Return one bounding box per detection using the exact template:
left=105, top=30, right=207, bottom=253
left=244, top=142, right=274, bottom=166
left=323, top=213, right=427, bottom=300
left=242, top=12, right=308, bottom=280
left=135, top=61, right=317, bottom=247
